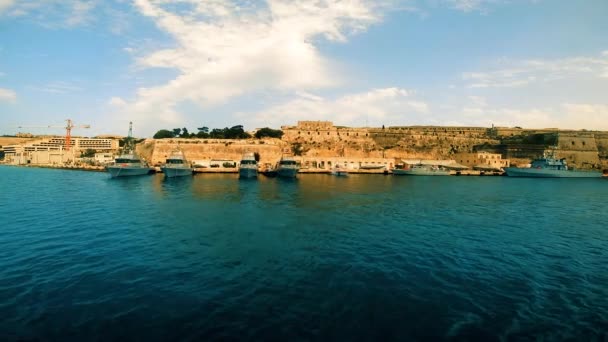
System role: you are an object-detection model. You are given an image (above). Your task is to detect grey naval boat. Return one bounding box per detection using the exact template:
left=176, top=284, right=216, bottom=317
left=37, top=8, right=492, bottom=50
left=504, top=153, right=601, bottom=178
left=392, top=164, right=450, bottom=176
left=161, top=150, right=193, bottom=178
left=106, top=122, right=151, bottom=178
left=239, top=153, right=258, bottom=178
left=276, top=157, right=299, bottom=178
left=106, top=153, right=151, bottom=177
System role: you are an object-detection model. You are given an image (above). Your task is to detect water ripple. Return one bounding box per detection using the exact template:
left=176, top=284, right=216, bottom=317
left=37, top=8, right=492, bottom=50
left=0, top=168, right=607, bottom=340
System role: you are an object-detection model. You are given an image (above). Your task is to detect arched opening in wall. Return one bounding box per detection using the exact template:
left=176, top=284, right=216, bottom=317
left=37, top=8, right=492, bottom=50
left=572, top=141, right=575, bottom=146
left=582, top=141, right=586, bottom=146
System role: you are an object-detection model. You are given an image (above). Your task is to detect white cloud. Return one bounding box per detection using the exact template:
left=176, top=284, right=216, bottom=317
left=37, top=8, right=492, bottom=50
left=108, top=96, right=127, bottom=106
left=462, top=52, right=608, bottom=88
left=452, top=97, right=608, bottom=130
left=0, top=87, right=16, bottom=102
left=446, top=0, right=484, bottom=12
left=0, top=0, right=15, bottom=14
left=560, top=103, right=608, bottom=129
left=65, top=0, right=96, bottom=27
left=30, top=81, right=82, bottom=94
left=3, top=0, right=96, bottom=28
left=443, top=0, right=510, bottom=13
left=114, top=0, right=391, bottom=128
left=245, top=87, right=428, bottom=128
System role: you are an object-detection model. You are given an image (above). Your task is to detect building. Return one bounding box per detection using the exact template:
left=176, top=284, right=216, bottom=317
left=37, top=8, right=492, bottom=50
left=454, top=152, right=510, bottom=170
left=3, top=137, right=119, bottom=165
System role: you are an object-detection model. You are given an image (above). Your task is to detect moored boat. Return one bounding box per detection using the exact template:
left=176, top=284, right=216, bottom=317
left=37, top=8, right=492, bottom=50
left=504, top=152, right=602, bottom=178
left=161, top=150, right=192, bottom=178
left=106, top=122, right=151, bottom=178
left=330, top=165, right=349, bottom=176
left=106, top=154, right=151, bottom=177
left=276, top=157, right=299, bottom=178
left=392, top=164, right=450, bottom=176
left=239, top=153, right=258, bottom=178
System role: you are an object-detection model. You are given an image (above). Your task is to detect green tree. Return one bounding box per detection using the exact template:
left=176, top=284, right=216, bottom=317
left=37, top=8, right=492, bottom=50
left=209, top=128, right=225, bottom=138
left=180, top=127, right=189, bottom=138
left=172, top=128, right=182, bottom=137
left=255, top=127, right=283, bottom=139
left=196, top=126, right=209, bottom=138
left=153, top=129, right=175, bottom=139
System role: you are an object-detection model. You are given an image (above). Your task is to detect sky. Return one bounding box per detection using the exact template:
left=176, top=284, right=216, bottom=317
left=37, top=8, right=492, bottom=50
left=0, top=0, right=607, bottom=137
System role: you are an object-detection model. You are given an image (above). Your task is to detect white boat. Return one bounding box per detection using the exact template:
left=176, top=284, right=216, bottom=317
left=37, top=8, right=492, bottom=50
left=276, top=157, right=299, bottom=178
left=161, top=150, right=192, bottom=178
left=106, top=122, right=151, bottom=177
left=106, top=154, right=151, bottom=177
left=392, top=164, right=450, bottom=176
left=331, top=165, right=349, bottom=176
left=239, top=153, right=258, bottom=178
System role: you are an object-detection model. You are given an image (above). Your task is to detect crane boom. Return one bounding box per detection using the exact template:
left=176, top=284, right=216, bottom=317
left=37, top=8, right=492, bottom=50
left=17, top=118, right=90, bottom=151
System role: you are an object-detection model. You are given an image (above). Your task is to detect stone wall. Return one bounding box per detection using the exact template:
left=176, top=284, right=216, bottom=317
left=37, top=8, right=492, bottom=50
left=554, top=133, right=601, bottom=169
left=136, top=138, right=286, bottom=165
left=135, top=121, right=608, bottom=170
left=280, top=121, right=499, bottom=161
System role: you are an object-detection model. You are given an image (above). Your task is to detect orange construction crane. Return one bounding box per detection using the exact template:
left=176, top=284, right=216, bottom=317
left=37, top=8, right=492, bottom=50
left=18, top=119, right=91, bottom=151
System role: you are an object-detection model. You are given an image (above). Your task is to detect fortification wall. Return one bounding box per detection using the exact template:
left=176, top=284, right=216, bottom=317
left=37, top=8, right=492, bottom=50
left=137, top=138, right=286, bottom=165
left=554, top=133, right=601, bottom=168
left=136, top=122, right=608, bottom=170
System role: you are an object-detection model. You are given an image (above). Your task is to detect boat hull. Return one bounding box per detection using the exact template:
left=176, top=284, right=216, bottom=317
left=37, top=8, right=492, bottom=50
left=277, top=167, right=298, bottom=178
left=331, top=170, right=348, bottom=176
left=504, top=167, right=602, bottom=178
left=161, top=166, right=193, bottom=178
left=106, top=166, right=151, bottom=178
left=239, top=167, right=258, bottom=178
left=392, top=169, right=450, bottom=176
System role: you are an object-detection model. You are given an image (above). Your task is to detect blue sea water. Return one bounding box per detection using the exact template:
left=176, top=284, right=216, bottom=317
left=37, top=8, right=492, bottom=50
left=0, top=166, right=607, bottom=341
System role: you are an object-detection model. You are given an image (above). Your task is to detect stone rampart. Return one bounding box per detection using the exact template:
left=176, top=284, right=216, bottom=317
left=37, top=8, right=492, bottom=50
left=137, top=138, right=286, bottom=165
left=135, top=122, right=608, bottom=170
